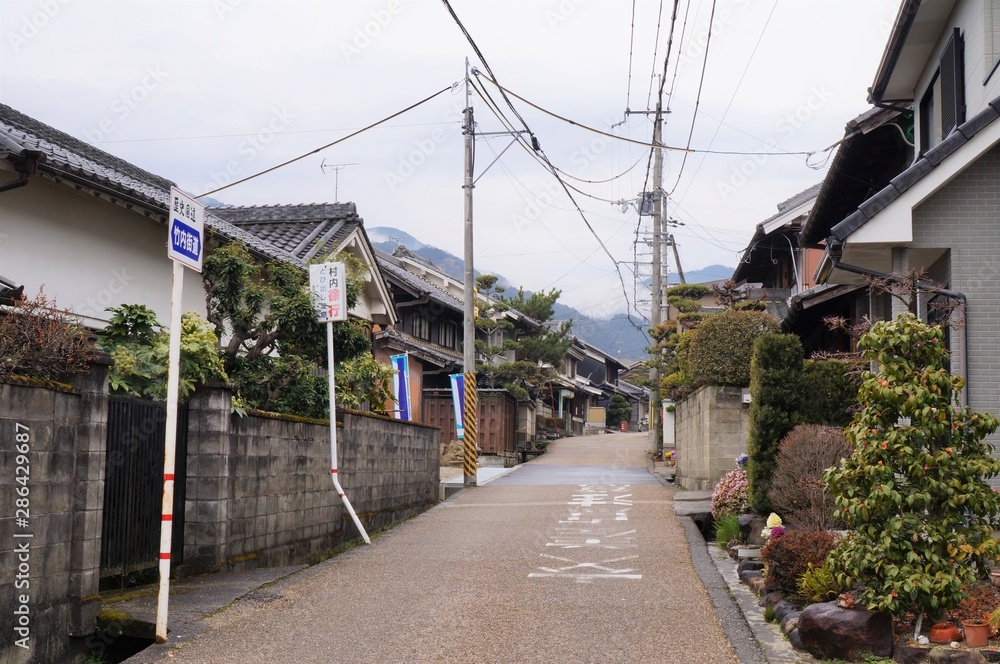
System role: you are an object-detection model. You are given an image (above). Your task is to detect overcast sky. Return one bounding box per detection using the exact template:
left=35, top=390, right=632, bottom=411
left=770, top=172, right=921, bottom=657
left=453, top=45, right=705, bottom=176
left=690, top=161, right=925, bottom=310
left=0, top=0, right=902, bottom=319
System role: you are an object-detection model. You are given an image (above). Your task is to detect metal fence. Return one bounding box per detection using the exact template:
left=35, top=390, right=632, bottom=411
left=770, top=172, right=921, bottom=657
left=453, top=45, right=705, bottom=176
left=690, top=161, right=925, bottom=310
left=100, top=395, right=188, bottom=588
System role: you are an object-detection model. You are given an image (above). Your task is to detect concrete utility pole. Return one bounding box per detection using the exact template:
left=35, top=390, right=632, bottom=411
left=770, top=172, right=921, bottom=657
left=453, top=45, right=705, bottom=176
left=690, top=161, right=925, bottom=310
left=462, top=59, right=478, bottom=487
left=648, top=110, right=664, bottom=455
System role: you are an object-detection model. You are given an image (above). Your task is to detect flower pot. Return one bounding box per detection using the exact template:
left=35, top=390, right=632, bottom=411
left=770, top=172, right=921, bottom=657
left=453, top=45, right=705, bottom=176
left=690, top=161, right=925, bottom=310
left=963, top=620, right=991, bottom=648
left=929, top=622, right=961, bottom=644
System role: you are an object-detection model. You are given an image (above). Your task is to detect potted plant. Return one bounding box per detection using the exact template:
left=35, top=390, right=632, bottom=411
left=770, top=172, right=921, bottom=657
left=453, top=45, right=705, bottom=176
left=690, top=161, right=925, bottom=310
left=964, top=619, right=991, bottom=648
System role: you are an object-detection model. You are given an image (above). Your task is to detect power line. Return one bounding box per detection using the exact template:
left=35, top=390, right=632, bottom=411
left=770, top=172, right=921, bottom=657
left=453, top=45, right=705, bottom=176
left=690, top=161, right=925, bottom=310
left=475, top=73, right=829, bottom=158
left=668, top=0, right=718, bottom=194
left=645, top=0, right=666, bottom=110
left=196, top=84, right=457, bottom=199
left=673, top=0, right=779, bottom=203
left=90, top=120, right=458, bottom=145
left=626, top=0, right=637, bottom=109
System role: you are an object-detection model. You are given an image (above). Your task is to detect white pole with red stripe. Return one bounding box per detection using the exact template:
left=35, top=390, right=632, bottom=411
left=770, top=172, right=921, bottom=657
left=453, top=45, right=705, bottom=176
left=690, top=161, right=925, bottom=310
left=326, top=320, right=370, bottom=544
left=155, top=260, right=185, bottom=643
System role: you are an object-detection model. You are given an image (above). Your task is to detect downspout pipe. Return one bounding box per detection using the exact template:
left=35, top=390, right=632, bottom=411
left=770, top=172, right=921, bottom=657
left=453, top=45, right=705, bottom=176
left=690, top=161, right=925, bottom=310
left=827, top=240, right=969, bottom=406
left=0, top=149, right=44, bottom=194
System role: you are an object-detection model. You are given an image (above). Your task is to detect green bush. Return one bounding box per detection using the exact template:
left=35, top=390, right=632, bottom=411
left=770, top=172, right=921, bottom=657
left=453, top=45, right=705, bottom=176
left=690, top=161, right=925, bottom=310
left=746, top=333, right=804, bottom=514
left=687, top=309, right=779, bottom=387
left=761, top=529, right=837, bottom=595
left=801, top=359, right=862, bottom=427
left=824, top=313, right=1000, bottom=619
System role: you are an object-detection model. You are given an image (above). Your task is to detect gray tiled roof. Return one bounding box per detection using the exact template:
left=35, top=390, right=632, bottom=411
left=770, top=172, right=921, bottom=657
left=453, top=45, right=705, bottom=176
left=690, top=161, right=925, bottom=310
left=0, top=103, right=298, bottom=264
left=374, top=327, right=462, bottom=369
left=209, top=203, right=361, bottom=265
left=375, top=249, right=464, bottom=312
left=830, top=96, right=1000, bottom=244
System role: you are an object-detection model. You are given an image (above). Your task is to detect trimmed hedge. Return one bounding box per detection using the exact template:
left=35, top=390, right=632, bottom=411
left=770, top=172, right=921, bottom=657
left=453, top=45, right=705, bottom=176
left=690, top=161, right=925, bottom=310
left=800, top=359, right=861, bottom=427
left=686, top=309, right=779, bottom=387
left=747, top=333, right=804, bottom=514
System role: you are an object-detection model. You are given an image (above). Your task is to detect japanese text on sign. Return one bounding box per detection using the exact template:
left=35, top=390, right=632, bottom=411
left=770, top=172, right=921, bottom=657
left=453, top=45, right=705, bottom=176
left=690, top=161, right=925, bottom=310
left=309, top=262, right=348, bottom=322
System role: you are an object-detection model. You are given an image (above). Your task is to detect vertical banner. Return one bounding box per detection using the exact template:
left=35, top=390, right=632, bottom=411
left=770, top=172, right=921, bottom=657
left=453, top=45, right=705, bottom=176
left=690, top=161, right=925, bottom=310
left=449, top=373, right=465, bottom=439
left=390, top=354, right=411, bottom=421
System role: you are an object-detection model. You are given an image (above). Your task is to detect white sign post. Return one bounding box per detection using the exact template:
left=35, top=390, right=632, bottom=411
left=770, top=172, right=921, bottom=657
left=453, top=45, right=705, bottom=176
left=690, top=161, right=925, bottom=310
left=155, top=188, right=204, bottom=644
left=309, top=262, right=371, bottom=545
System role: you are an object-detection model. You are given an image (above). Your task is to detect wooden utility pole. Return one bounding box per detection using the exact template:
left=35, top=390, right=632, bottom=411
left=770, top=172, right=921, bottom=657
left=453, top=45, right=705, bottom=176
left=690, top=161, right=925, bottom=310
left=648, top=109, right=664, bottom=455
left=462, top=59, right=478, bottom=487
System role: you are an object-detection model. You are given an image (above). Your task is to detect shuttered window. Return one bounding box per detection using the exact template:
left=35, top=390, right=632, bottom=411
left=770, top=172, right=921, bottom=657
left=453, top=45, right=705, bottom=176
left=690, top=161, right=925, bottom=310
left=939, top=28, right=965, bottom=137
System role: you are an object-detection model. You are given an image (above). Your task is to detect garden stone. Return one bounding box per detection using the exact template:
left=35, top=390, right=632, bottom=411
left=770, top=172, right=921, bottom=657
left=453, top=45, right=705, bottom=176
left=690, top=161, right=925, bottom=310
left=780, top=611, right=801, bottom=634
left=759, top=591, right=784, bottom=609
left=739, top=569, right=762, bottom=586
left=928, top=646, right=988, bottom=663
left=787, top=627, right=805, bottom=651
left=747, top=576, right=766, bottom=594
left=798, top=601, right=893, bottom=660
left=739, top=514, right=768, bottom=546
left=773, top=599, right=801, bottom=625
left=737, top=559, right=765, bottom=576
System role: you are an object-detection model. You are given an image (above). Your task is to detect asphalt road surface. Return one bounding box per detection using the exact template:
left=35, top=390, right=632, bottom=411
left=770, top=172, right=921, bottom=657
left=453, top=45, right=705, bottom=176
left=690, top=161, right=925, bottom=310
left=158, top=433, right=738, bottom=663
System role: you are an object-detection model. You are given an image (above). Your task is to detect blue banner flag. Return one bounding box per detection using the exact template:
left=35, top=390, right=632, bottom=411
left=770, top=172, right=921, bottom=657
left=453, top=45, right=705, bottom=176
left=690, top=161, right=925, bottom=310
left=390, top=354, right=411, bottom=421
left=449, top=373, right=465, bottom=439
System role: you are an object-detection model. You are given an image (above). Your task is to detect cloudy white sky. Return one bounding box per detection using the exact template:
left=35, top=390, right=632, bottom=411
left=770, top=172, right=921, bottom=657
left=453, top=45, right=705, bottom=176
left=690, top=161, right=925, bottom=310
left=0, top=0, right=901, bottom=318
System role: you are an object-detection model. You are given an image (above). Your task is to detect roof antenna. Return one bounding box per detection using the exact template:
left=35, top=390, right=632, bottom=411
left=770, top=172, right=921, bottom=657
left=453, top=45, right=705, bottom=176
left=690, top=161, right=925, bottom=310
left=320, top=160, right=358, bottom=203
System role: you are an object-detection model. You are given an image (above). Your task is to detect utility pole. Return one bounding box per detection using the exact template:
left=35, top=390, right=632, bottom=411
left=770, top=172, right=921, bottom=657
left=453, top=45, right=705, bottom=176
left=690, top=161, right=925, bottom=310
left=648, top=109, right=664, bottom=455
left=462, top=58, right=478, bottom=487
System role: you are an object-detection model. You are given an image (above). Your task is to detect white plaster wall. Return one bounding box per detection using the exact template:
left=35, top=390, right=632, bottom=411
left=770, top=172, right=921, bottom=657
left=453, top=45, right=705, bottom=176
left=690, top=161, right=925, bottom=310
left=0, top=176, right=207, bottom=330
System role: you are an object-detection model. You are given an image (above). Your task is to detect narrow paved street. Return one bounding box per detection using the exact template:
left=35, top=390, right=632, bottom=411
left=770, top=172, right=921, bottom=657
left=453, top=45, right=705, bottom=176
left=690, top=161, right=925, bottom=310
left=159, top=433, right=737, bottom=663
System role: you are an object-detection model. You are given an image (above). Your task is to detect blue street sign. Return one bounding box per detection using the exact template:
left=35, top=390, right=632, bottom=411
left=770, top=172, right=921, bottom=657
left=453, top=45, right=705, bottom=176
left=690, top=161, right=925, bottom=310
left=168, top=188, right=204, bottom=272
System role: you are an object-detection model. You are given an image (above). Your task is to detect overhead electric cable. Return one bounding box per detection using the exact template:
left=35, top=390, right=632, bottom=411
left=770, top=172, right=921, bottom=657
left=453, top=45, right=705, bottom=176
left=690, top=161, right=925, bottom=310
left=668, top=0, right=718, bottom=193
left=196, top=84, right=456, bottom=198
left=673, top=0, right=778, bottom=202
left=645, top=0, right=666, bottom=110
left=626, top=0, right=637, bottom=108
left=476, top=73, right=827, bottom=157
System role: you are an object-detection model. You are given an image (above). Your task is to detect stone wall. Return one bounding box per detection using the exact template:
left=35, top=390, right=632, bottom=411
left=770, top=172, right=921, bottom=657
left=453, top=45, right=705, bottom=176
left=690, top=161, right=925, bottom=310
left=0, top=360, right=110, bottom=664
left=180, top=384, right=440, bottom=575
left=674, top=385, right=749, bottom=491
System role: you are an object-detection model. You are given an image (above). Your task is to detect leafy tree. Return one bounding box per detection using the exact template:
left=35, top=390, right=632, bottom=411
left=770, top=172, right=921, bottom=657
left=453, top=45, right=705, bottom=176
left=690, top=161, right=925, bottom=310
left=605, top=394, right=632, bottom=428
left=474, top=275, right=573, bottom=401
left=201, top=242, right=389, bottom=416
left=746, top=333, right=804, bottom=514
left=99, top=304, right=227, bottom=400
left=824, top=314, right=1000, bottom=629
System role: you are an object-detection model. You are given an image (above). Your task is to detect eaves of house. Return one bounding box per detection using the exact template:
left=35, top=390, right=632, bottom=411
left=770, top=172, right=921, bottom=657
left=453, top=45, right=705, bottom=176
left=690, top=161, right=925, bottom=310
left=814, top=95, right=1000, bottom=282
left=0, top=103, right=298, bottom=266
left=733, top=182, right=822, bottom=285
left=211, top=203, right=396, bottom=326
left=375, top=249, right=465, bottom=314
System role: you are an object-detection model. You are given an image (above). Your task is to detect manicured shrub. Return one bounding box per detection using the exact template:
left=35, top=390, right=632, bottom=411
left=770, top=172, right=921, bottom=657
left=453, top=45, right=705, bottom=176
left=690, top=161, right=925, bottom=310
left=746, top=333, right=804, bottom=514
left=801, top=359, right=862, bottom=427
left=686, top=309, right=779, bottom=387
left=824, top=313, right=1000, bottom=621
left=767, top=424, right=851, bottom=531
left=711, top=468, right=749, bottom=518
left=761, top=529, right=837, bottom=595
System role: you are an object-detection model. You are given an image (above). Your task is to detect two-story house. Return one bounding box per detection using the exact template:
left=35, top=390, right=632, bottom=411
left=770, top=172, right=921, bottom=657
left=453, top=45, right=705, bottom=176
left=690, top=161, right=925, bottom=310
left=810, top=0, right=1000, bottom=417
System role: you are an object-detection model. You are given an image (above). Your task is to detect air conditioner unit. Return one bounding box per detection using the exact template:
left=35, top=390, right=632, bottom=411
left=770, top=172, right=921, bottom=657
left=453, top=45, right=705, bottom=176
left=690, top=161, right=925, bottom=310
left=741, top=388, right=752, bottom=404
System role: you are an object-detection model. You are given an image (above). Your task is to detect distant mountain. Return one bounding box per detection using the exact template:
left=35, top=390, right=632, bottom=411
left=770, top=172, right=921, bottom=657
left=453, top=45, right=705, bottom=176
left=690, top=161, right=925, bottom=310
left=369, top=226, right=737, bottom=363
left=670, top=264, right=734, bottom=284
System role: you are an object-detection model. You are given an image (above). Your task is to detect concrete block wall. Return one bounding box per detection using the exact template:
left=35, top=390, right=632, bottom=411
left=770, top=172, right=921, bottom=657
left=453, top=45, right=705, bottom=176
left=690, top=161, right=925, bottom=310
left=0, top=359, right=110, bottom=664
left=674, top=385, right=749, bottom=491
left=181, top=384, right=440, bottom=575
